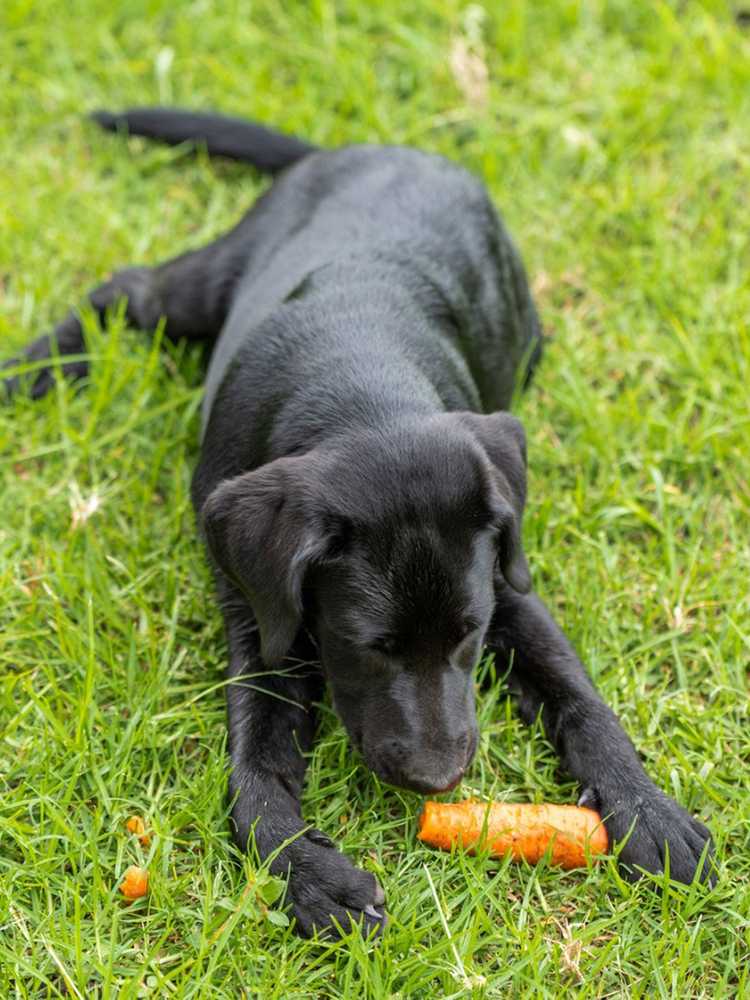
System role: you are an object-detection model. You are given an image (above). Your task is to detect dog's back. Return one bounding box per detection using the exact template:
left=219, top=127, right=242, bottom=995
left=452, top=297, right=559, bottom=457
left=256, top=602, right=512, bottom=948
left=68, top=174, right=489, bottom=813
left=203, top=144, right=541, bottom=432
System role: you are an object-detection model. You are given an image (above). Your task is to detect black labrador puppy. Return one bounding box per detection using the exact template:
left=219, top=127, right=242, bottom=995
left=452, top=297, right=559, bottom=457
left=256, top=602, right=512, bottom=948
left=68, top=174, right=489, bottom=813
left=3, top=108, right=714, bottom=937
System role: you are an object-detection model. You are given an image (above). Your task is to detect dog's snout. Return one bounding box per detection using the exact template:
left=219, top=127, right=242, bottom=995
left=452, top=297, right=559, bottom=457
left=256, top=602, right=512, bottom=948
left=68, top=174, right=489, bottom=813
left=401, top=765, right=466, bottom=795
left=370, top=727, right=478, bottom=794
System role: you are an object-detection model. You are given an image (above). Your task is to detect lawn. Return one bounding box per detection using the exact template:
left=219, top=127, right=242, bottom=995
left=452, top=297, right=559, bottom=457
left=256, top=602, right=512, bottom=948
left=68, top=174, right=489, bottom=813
left=1, top=1, right=749, bottom=996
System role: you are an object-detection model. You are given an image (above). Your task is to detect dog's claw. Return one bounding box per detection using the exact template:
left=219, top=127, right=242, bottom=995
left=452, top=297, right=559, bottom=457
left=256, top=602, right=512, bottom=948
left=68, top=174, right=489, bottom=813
left=578, top=786, right=599, bottom=809
left=363, top=903, right=387, bottom=929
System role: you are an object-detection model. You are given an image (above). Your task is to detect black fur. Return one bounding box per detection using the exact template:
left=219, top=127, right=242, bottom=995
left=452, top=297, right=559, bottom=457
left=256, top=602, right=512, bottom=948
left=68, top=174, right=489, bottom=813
left=91, top=107, right=316, bottom=173
left=2, top=107, right=714, bottom=937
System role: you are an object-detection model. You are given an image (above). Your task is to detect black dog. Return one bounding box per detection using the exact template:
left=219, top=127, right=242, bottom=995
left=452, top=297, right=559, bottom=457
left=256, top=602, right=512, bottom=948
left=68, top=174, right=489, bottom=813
left=3, top=108, right=714, bottom=936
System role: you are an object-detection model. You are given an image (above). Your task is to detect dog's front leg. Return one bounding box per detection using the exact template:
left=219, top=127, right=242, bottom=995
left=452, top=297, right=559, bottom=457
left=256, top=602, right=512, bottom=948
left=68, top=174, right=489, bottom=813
left=221, top=597, right=386, bottom=938
left=486, top=587, right=715, bottom=885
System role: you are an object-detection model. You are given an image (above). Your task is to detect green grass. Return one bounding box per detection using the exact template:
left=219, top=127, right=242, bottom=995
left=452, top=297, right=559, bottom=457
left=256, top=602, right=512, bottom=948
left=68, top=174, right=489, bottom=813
left=1, top=0, right=749, bottom=996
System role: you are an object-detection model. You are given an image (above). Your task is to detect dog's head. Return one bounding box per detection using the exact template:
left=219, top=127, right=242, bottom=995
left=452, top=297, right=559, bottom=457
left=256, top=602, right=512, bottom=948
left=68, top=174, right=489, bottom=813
left=202, top=411, right=530, bottom=793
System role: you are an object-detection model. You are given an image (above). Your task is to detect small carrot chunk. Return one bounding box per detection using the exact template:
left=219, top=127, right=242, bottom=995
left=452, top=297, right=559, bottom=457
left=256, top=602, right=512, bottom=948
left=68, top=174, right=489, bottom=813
left=125, top=814, right=151, bottom=846
left=418, top=800, right=608, bottom=869
left=120, top=865, right=149, bottom=899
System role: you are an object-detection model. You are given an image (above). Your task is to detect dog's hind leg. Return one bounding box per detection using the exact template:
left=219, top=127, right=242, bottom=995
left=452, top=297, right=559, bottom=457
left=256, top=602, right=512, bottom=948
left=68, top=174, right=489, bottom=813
left=1, top=230, right=244, bottom=400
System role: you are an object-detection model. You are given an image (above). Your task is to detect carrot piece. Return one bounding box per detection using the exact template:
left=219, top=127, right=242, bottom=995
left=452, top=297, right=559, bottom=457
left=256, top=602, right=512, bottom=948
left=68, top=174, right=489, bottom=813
left=120, top=865, right=149, bottom=899
left=418, top=800, right=608, bottom=869
left=125, top=814, right=151, bottom=846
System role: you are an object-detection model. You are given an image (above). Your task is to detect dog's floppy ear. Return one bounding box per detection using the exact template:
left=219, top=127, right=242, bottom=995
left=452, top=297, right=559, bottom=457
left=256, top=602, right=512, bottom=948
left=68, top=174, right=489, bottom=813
left=200, top=455, right=330, bottom=666
left=456, top=410, right=532, bottom=594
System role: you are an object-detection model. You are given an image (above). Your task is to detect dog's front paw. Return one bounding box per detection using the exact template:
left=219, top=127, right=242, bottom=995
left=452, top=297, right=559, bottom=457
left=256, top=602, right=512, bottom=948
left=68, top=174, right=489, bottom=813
left=284, top=828, right=387, bottom=939
left=591, top=783, right=715, bottom=886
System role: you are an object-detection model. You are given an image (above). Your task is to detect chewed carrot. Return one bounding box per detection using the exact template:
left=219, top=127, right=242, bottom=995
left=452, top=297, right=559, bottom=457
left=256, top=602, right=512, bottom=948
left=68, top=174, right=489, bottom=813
left=125, top=814, right=151, bottom=846
left=418, top=800, right=608, bottom=869
left=120, top=865, right=149, bottom=899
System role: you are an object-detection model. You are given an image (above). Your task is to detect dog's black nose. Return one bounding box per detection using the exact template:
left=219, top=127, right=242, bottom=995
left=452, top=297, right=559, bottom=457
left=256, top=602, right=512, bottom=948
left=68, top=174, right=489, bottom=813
left=386, top=762, right=467, bottom=795
left=370, top=728, right=478, bottom=794
left=391, top=768, right=464, bottom=795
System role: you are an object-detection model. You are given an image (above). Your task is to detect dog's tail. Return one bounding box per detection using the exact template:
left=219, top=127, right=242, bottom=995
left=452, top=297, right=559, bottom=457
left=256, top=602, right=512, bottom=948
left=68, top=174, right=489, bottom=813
left=90, top=107, right=317, bottom=175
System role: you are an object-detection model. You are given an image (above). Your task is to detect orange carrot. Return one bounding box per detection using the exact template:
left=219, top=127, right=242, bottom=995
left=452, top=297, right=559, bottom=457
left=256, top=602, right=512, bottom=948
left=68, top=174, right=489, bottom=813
left=125, top=814, right=151, bottom=846
left=418, top=800, right=608, bottom=869
left=120, top=865, right=149, bottom=899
